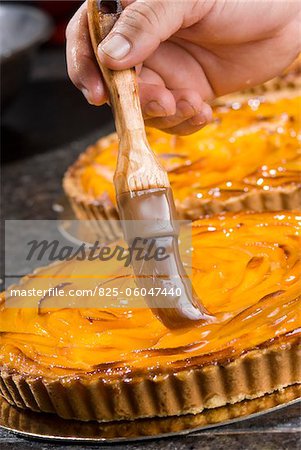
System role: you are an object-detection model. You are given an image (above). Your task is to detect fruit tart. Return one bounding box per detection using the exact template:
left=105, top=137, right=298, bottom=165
left=63, top=92, right=300, bottom=225
left=0, top=211, right=300, bottom=422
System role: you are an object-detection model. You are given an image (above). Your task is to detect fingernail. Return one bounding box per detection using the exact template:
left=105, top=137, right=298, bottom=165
left=144, top=101, right=167, bottom=118
left=176, top=100, right=197, bottom=118
left=190, top=113, right=207, bottom=126
left=99, top=34, right=131, bottom=60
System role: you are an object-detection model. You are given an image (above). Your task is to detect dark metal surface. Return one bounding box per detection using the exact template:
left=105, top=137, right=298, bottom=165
left=2, top=48, right=114, bottom=163
left=0, top=4, right=53, bottom=108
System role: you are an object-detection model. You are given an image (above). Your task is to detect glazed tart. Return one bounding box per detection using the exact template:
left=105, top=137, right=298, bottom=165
left=63, top=93, right=301, bottom=225
left=0, top=211, right=300, bottom=422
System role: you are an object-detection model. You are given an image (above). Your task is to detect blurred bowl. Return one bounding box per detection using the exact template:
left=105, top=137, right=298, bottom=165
left=0, top=4, right=53, bottom=109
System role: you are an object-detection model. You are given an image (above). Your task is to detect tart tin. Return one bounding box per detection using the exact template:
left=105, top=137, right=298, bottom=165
left=0, top=385, right=300, bottom=444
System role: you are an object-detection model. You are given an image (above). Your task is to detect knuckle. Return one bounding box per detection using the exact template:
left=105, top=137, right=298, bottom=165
left=65, top=21, right=72, bottom=40
left=181, top=90, right=203, bottom=106
left=139, top=2, right=162, bottom=25
left=65, top=16, right=77, bottom=40
left=119, top=2, right=160, bottom=35
left=66, top=2, right=87, bottom=40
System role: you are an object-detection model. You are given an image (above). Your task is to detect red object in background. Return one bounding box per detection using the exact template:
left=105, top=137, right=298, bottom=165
left=36, top=1, right=82, bottom=44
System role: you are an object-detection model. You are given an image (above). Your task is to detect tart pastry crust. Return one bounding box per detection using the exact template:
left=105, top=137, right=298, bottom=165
left=1, top=384, right=300, bottom=438
left=0, top=335, right=300, bottom=422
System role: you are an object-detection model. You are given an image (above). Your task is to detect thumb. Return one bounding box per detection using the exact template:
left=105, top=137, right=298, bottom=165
left=97, top=0, right=191, bottom=69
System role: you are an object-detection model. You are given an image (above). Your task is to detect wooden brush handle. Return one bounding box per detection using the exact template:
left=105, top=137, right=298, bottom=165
left=87, top=0, right=169, bottom=193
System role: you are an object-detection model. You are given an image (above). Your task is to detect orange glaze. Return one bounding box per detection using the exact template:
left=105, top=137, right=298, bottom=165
left=79, top=96, right=300, bottom=204
left=0, top=211, right=300, bottom=380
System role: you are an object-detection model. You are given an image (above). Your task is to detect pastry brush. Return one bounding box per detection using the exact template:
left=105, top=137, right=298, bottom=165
left=87, top=0, right=212, bottom=328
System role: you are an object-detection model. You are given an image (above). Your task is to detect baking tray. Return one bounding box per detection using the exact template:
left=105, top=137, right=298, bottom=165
left=0, top=384, right=300, bottom=443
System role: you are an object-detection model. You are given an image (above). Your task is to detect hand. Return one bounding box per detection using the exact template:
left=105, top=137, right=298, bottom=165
left=66, top=0, right=300, bottom=135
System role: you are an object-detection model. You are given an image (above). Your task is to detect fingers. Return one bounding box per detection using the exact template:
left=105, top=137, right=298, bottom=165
left=138, top=67, right=212, bottom=130
left=139, top=83, right=176, bottom=118
left=143, top=40, right=214, bottom=102
left=66, top=1, right=212, bottom=135
left=66, top=2, right=106, bottom=105
left=138, top=67, right=176, bottom=118
left=97, top=0, right=190, bottom=69
left=144, top=89, right=213, bottom=135
left=154, top=107, right=212, bottom=136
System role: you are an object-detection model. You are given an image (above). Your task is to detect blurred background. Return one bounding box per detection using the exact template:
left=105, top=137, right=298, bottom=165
left=1, top=0, right=116, bottom=222
left=1, top=0, right=114, bottom=163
